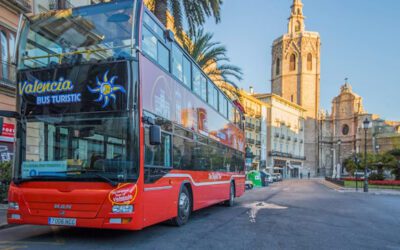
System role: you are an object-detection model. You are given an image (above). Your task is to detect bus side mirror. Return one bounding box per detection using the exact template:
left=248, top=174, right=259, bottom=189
left=149, top=125, right=161, bottom=145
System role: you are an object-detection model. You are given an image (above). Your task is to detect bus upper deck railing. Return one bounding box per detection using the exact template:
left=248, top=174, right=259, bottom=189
left=21, top=45, right=132, bottom=67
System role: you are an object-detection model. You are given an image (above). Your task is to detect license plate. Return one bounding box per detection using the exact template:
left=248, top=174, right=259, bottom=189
left=48, top=217, right=76, bottom=226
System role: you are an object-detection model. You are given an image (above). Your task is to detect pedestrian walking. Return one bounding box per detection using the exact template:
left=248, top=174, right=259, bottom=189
left=308, top=172, right=310, bottom=179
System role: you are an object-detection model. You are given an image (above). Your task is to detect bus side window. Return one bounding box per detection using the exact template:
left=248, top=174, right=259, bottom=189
left=142, top=25, right=169, bottom=71
left=144, top=128, right=171, bottom=167
left=173, top=135, right=194, bottom=170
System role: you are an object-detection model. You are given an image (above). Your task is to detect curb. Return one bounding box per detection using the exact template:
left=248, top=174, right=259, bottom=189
left=319, top=180, right=344, bottom=190
left=0, top=223, right=16, bottom=230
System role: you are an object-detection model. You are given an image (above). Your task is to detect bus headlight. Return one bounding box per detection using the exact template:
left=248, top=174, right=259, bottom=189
left=112, top=205, right=133, bottom=213
left=8, top=202, right=19, bottom=210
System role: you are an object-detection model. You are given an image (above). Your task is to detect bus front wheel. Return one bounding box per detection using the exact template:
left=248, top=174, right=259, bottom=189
left=224, top=182, right=235, bottom=207
left=171, top=185, right=191, bottom=226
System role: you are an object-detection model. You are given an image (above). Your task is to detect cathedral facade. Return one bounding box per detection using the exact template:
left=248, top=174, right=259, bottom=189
left=319, top=82, right=400, bottom=177
left=271, top=0, right=321, bottom=176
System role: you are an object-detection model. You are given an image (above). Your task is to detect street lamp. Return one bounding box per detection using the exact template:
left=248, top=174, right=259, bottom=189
left=330, top=147, right=335, bottom=178
left=362, top=118, right=370, bottom=192
left=353, top=154, right=360, bottom=191
left=337, top=139, right=342, bottom=176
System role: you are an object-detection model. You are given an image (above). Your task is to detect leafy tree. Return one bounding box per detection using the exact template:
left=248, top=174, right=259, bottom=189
left=343, top=153, right=376, bottom=174
left=388, top=149, right=400, bottom=180
left=344, top=152, right=397, bottom=179
left=146, top=0, right=222, bottom=39
left=182, top=28, right=243, bottom=86
left=0, top=161, right=12, bottom=202
left=373, top=153, right=397, bottom=175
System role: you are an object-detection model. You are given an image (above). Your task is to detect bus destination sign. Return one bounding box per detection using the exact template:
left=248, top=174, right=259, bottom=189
left=17, top=62, right=128, bottom=116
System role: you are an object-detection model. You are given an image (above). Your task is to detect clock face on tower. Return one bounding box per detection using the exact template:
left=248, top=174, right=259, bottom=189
left=342, top=124, right=349, bottom=135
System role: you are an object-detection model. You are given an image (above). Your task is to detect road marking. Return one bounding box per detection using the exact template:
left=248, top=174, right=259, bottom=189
left=242, top=202, right=288, bottom=223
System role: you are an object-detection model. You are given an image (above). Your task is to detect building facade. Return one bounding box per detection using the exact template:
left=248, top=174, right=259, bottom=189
left=32, top=0, right=108, bottom=13
left=0, top=0, right=32, bottom=162
left=255, top=93, right=306, bottom=178
left=271, top=0, right=321, bottom=176
left=319, top=82, right=400, bottom=177
left=238, top=88, right=267, bottom=170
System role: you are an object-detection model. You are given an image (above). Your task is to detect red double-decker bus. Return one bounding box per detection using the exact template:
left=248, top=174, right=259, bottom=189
left=0, top=0, right=245, bottom=230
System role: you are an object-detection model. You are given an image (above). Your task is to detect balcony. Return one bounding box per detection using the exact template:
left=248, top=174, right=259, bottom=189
left=255, top=140, right=261, bottom=146
left=280, top=134, right=285, bottom=139
left=255, top=126, right=261, bottom=131
left=0, top=62, right=16, bottom=89
left=287, top=136, right=291, bottom=141
left=300, top=139, right=304, bottom=144
left=268, top=151, right=306, bottom=161
left=274, top=133, right=280, bottom=138
left=294, top=138, right=298, bottom=142
left=246, top=123, right=255, bottom=130
left=49, top=0, right=74, bottom=10
left=269, top=150, right=292, bottom=158
left=246, top=138, right=255, bottom=144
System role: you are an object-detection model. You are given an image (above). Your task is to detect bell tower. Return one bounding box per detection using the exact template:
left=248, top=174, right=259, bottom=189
left=288, top=0, right=305, bottom=34
left=271, top=0, right=321, bottom=176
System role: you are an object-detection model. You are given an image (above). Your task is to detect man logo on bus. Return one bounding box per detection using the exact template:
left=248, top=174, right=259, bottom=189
left=88, top=71, right=126, bottom=108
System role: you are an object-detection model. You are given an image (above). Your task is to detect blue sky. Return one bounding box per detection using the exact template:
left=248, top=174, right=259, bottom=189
left=203, top=0, right=400, bottom=121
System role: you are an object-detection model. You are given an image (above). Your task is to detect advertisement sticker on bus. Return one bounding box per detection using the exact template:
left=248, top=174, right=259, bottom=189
left=109, top=183, right=138, bottom=205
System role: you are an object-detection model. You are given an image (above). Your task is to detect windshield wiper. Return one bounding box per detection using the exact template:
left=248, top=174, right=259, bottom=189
left=13, top=175, right=66, bottom=185
left=86, top=172, right=118, bottom=187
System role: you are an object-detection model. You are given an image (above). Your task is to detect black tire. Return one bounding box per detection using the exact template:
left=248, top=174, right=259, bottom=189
left=224, top=182, right=235, bottom=207
left=170, top=185, right=191, bottom=226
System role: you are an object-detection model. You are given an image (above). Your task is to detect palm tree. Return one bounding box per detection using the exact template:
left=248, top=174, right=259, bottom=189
left=145, top=0, right=222, bottom=38
left=181, top=28, right=242, bottom=87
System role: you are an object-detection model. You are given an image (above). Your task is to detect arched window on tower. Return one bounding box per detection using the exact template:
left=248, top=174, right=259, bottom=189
left=276, top=58, right=280, bottom=75
left=295, top=21, right=301, bottom=32
left=307, top=53, right=312, bottom=71
left=289, top=54, right=296, bottom=71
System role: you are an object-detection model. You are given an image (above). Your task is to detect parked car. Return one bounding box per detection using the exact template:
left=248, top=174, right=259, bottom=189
left=259, top=170, right=272, bottom=187
left=245, top=180, right=254, bottom=190
left=272, top=173, right=282, bottom=182
left=260, top=170, right=274, bottom=183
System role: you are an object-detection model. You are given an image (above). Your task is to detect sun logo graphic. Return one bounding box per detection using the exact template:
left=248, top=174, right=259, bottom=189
left=87, top=71, right=126, bottom=108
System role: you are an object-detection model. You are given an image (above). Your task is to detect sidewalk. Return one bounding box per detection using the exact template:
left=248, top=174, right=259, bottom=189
left=0, top=204, right=8, bottom=229
left=321, top=180, right=400, bottom=195
left=338, top=188, right=400, bottom=195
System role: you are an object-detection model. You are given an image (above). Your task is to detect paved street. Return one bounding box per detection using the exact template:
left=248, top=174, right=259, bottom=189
left=0, top=180, right=399, bottom=250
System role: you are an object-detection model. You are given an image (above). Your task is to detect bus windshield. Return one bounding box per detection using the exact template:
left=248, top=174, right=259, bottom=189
left=16, top=114, right=137, bottom=184
left=18, top=0, right=134, bottom=70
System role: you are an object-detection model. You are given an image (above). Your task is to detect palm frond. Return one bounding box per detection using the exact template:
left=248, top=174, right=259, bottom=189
left=171, top=0, right=183, bottom=39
